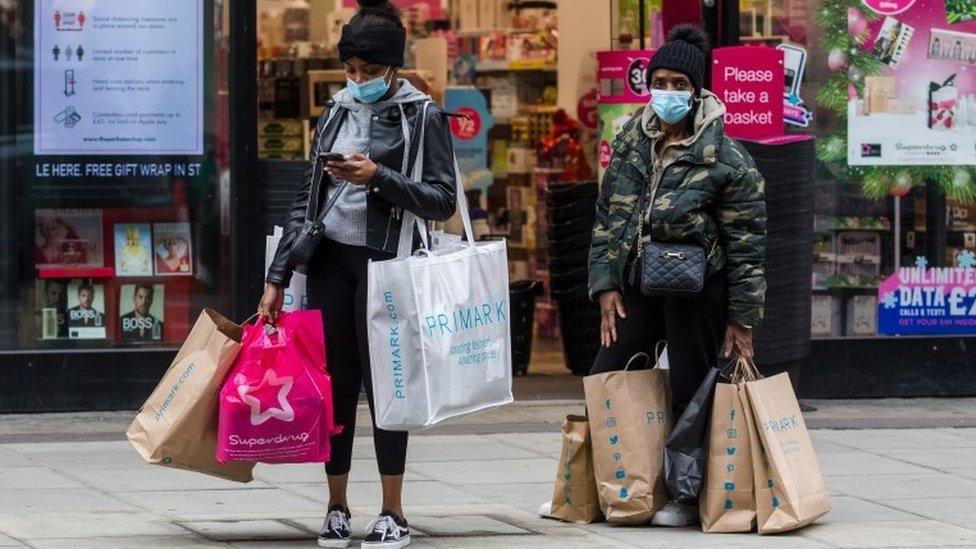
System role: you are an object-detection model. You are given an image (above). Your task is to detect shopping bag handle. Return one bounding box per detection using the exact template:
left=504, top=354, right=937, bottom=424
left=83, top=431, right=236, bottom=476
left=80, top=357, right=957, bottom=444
left=397, top=101, right=477, bottom=258
left=241, top=312, right=260, bottom=326
left=729, top=356, right=761, bottom=383
left=252, top=314, right=291, bottom=348
left=654, top=340, right=667, bottom=363
left=623, top=352, right=651, bottom=371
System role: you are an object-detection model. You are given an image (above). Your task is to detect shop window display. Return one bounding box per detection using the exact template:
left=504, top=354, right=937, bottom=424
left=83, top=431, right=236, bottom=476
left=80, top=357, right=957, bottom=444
left=742, top=0, right=976, bottom=339
left=0, top=0, right=233, bottom=351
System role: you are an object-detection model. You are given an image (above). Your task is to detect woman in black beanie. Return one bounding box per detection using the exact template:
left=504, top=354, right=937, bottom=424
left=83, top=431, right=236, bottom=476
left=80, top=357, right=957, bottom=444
left=259, top=1, right=458, bottom=546
left=588, top=25, right=767, bottom=526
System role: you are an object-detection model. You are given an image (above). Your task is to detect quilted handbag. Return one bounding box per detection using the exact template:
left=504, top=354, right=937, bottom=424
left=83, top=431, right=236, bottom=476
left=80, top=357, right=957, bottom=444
left=638, top=242, right=706, bottom=297
left=629, top=184, right=706, bottom=298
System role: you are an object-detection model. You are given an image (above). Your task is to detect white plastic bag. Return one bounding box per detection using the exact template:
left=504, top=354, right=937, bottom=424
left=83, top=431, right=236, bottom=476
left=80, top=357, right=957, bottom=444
left=265, top=226, right=307, bottom=311
left=367, top=102, right=513, bottom=430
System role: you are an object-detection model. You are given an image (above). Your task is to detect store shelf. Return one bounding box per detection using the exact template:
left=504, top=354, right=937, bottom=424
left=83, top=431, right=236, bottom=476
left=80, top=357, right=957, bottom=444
left=812, top=286, right=881, bottom=292
left=475, top=60, right=557, bottom=73
left=38, top=267, right=116, bottom=279
left=814, top=216, right=891, bottom=232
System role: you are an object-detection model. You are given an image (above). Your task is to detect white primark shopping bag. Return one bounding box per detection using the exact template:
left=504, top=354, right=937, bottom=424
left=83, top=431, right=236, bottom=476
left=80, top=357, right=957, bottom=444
left=367, top=102, right=513, bottom=430
left=265, top=226, right=307, bottom=311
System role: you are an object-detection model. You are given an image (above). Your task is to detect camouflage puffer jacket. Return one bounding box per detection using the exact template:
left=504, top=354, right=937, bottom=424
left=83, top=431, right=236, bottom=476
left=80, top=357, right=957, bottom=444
left=588, top=93, right=767, bottom=327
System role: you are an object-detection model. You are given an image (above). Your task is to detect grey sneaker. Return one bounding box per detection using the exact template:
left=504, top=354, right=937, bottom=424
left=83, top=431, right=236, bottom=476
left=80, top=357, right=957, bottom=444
left=317, top=505, right=351, bottom=548
left=650, top=499, right=699, bottom=527
left=362, top=511, right=410, bottom=548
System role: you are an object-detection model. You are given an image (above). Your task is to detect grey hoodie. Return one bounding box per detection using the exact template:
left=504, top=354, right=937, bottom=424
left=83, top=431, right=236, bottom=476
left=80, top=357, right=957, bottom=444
left=323, top=79, right=431, bottom=247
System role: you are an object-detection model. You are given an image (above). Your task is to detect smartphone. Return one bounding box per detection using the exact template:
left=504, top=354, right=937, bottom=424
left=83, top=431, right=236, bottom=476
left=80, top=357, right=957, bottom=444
left=319, top=152, right=346, bottom=162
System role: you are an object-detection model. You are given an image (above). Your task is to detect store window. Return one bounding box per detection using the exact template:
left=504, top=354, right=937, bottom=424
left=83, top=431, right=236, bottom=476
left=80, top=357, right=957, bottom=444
left=740, top=0, right=976, bottom=339
left=0, top=0, right=232, bottom=351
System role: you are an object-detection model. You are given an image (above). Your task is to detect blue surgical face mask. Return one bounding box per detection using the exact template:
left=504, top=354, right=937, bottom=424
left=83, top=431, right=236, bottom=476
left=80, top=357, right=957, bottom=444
left=651, top=90, right=693, bottom=124
left=347, top=68, right=393, bottom=103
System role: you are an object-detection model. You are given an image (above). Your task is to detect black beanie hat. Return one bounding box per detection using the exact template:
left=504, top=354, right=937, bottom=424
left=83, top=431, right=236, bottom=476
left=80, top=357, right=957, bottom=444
left=338, top=0, right=406, bottom=67
left=646, top=24, right=710, bottom=94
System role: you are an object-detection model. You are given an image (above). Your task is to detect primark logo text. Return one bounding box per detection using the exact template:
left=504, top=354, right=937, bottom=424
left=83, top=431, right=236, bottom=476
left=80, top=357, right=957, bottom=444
left=154, top=362, right=195, bottom=421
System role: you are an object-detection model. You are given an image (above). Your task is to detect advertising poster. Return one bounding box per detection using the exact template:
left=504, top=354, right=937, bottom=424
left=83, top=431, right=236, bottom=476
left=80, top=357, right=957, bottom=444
left=34, top=0, right=204, bottom=155
left=848, top=0, right=976, bottom=165
left=446, top=87, right=493, bottom=237
left=778, top=43, right=813, bottom=128
left=153, top=222, right=193, bottom=276
left=119, top=283, right=165, bottom=342
left=445, top=87, right=494, bottom=196
left=114, top=223, right=152, bottom=276
left=596, top=50, right=654, bottom=182
left=878, top=266, right=976, bottom=334
left=34, top=279, right=68, bottom=339
left=66, top=280, right=106, bottom=339
left=34, top=208, right=103, bottom=269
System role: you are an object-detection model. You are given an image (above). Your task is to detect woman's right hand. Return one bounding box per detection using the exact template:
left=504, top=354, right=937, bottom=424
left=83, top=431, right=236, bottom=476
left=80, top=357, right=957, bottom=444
left=599, top=289, right=627, bottom=348
left=257, top=283, right=285, bottom=324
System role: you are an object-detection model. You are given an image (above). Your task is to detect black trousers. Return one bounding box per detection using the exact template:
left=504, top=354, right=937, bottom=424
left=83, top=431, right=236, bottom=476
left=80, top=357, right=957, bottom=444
left=590, top=272, right=728, bottom=416
left=307, top=238, right=407, bottom=476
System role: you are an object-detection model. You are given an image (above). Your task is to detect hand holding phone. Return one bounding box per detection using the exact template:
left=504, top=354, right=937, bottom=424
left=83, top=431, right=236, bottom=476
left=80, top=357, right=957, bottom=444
left=323, top=152, right=376, bottom=186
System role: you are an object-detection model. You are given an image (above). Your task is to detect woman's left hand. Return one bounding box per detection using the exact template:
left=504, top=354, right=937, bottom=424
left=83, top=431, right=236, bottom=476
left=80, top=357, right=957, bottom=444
left=326, top=153, right=377, bottom=185
left=722, top=323, right=754, bottom=360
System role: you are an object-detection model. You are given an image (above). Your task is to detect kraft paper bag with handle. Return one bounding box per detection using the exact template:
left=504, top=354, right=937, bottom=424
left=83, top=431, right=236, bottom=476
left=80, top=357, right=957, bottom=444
left=550, top=414, right=602, bottom=524
left=746, top=371, right=831, bottom=534
left=583, top=349, right=671, bottom=525
left=700, top=358, right=761, bottom=533
left=127, top=308, right=256, bottom=482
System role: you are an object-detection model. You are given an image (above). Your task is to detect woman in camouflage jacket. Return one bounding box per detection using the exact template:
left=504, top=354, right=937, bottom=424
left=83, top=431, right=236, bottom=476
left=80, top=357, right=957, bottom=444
left=587, top=24, right=767, bottom=526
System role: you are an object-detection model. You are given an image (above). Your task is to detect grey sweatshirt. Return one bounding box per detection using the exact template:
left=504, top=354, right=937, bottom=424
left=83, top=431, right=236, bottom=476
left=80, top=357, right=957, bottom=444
left=322, top=80, right=431, bottom=246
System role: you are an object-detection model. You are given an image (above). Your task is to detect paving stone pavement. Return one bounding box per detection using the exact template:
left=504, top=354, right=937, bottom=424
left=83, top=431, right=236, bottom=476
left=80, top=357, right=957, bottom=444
left=1, top=422, right=975, bottom=548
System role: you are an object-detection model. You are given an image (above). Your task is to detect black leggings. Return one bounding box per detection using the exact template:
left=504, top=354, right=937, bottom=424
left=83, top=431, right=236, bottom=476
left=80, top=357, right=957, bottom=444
left=307, top=238, right=407, bottom=476
left=590, top=272, right=728, bottom=416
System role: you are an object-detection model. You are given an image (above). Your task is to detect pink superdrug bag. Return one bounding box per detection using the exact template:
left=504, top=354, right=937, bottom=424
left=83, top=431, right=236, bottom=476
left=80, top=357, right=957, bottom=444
left=216, top=310, right=339, bottom=464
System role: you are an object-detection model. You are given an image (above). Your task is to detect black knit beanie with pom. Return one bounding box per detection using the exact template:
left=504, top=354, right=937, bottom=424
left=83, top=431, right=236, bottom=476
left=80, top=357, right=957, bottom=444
left=338, top=0, right=406, bottom=67
left=646, top=24, right=711, bottom=94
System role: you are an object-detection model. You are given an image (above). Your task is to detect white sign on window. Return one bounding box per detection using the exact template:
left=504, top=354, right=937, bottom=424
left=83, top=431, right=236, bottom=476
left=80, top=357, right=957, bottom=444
left=34, top=1, right=204, bottom=155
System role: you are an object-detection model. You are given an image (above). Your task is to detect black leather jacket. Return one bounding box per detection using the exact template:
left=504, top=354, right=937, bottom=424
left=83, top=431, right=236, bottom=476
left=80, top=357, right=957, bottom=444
left=266, top=98, right=457, bottom=287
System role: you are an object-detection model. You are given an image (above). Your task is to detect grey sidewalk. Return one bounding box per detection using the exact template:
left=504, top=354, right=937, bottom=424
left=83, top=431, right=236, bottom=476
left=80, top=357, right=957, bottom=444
left=2, top=401, right=976, bottom=547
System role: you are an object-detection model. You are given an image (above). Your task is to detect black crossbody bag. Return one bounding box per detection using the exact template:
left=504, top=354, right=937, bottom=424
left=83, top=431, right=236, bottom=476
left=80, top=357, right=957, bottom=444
left=628, top=179, right=708, bottom=297
left=286, top=153, right=349, bottom=268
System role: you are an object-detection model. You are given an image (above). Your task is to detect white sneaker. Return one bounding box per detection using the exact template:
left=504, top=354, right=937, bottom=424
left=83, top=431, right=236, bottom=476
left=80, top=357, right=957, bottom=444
left=538, top=500, right=553, bottom=517
left=361, top=511, right=411, bottom=548
left=651, top=499, right=699, bottom=527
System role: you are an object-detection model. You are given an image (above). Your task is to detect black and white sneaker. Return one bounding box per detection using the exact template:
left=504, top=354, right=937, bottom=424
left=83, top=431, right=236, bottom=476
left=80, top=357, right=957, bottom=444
left=317, top=505, right=352, bottom=548
left=361, top=511, right=410, bottom=548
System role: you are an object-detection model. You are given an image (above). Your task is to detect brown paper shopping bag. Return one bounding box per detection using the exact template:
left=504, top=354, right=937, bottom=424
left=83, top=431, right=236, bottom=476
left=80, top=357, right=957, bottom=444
left=126, top=308, right=256, bottom=482
left=746, top=372, right=831, bottom=534
left=550, top=415, right=602, bottom=524
left=700, top=384, right=760, bottom=531
left=583, top=352, right=671, bottom=525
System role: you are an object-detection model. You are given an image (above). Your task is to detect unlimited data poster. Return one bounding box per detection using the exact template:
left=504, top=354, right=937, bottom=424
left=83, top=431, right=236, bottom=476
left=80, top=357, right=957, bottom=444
left=34, top=1, right=204, bottom=155
left=878, top=267, right=976, bottom=335
left=848, top=0, right=976, bottom=165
